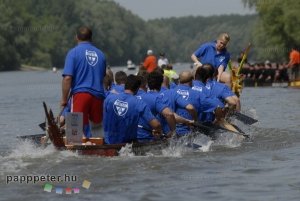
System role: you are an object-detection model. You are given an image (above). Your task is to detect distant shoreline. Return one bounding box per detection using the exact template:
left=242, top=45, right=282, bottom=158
left=20, top=65, right=48, bottom=72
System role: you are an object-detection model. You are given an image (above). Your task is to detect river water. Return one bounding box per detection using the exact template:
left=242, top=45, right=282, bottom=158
left=0, top=65, right=300, bottom=201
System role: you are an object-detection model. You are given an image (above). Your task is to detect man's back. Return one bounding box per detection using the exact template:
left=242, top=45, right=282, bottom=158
left=63, top=42, right=106, bottom=98
left=137, top=91, right=168, bottom=140
left=205, top=79, right=233, bottom=101
left=104, top=92, right=154, bottom=144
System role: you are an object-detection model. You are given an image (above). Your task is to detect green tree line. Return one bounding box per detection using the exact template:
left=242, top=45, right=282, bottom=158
left=242, top=0, right=300, bottom=62
left=1, top=0, right=294, bottom=71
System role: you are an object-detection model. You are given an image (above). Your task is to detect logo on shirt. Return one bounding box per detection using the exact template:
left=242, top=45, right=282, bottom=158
left=192, top=86, right=202, bottom=92
left=85, top=50, right=98, bottom=66
left=113, top=99, right=128, bottom=116
left=177, top=89, right=189, bottom=100
left=219, top=56, right=225, bottom=63
left=206, top=84, right=211, bottom=90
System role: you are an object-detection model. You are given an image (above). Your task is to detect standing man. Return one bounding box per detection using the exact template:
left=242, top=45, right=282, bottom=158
left=143, top=49, right=157, bottom=73
left=61, top=26, right=106, bottom=138
left=191, top=33, right=231, bottom=87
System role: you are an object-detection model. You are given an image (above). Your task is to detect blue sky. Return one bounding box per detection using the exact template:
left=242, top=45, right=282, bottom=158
left=113, top=0, right=256, bottom=20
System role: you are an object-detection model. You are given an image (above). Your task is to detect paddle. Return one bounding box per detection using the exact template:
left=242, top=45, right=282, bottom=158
left=214, top=121, right=249, bottom=139
left=192, top=121, right=214, bottom=134
left=231, top=111, right=258, bottom=125
left=194, top=121, right=249, bottom=139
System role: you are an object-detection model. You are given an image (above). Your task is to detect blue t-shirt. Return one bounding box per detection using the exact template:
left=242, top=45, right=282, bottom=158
left=104, top=92, right=155, bottom=144
left=205, top=79, right=234, bottom=100
left=110, top=84, right=125, bottom=94
left=63, top=42, right=106, bottom=99
left=136, top=89, right=147, bottom=100
left=173, top=84, right=203, bottom=135
left=193, top=41, right=230, bottom=70
left=137, top=91, right=169, bottom=141
left=159, top=87, right=191, bottom=134
left=192, top=80, right=225, bottom=122
left=170, top=82, right=177, bottom=89
left=161, top=88, right=189, bottom=112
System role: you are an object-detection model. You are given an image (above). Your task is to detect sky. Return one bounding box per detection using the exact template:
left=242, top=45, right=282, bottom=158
left=113, top=0, right=256, bottom=20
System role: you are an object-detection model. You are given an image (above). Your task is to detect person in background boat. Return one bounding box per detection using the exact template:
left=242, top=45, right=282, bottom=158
left=277, top=63, right=289, bottom=82
left=261, top=61, right=274, bottom=84
left=104, top=75, right=162, bottom=144
left=288, top=47, right=300, bottom=80
left=191, top=33, right=231, bottom=87
left=61, top=26, right=106, bottom=138
left=137, top=71, right=176, bottom=141
left=143, top=49, right=157, bottom=73
left=110, top=71, right=127, bottom=94
left=158, top=52, right=169, bottom=68
left=253, top=63, right=264, bottom=85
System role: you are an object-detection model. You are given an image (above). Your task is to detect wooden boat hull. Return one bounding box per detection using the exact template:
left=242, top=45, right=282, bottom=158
left=17, top=102, right=248, bottom=157
left=65, top=140, right=168, bottom=156
left=18, top=133, right=169, bottom=157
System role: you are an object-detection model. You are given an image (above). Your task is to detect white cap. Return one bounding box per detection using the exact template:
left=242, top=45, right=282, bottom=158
left=147, top=49, right=153, bottom=55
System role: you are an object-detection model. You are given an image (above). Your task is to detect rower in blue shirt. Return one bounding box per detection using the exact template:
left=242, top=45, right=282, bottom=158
left=110, top=71, right=127, bottom=94
left=194, top=64, right=239, bottom=122
left=137, top=71, right=176, bottom=141
left=174, top=71, right=222, bottom=135
left=136, top=70, right=148, bottom=99
left=104, top=75, right=162, bottom=144
left=160, top=84, right=198, bottom=135
left=192, top=67, right=224, bottom=123
left=172, top=71, right=200, bottom=135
